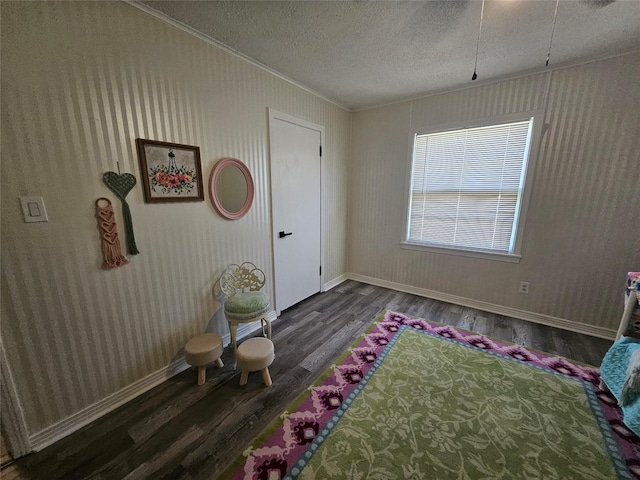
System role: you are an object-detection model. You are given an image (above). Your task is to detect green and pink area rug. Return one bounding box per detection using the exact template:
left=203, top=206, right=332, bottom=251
left=225, top=310, right=640, bottom=479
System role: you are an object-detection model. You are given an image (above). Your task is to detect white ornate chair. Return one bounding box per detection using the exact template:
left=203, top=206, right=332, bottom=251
left=218, top=262, right=272, bottom=357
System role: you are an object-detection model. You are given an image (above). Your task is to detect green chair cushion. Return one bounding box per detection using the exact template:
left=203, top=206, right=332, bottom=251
left=224, top=291, right=270, bottom=317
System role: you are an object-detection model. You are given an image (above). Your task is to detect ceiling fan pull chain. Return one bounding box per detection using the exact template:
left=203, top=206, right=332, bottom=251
left=472, top=0, right=485, bottom=81
left=546, top=0, right=561, bottom=67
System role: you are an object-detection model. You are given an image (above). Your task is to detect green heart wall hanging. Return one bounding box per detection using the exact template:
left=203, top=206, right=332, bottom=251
left=103, top=171, right=140, bottom=255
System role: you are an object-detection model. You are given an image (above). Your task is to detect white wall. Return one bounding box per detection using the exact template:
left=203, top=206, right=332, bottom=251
left=0, top=1, right=350, bottom=443
left=349, top=52, right=640, bottom=335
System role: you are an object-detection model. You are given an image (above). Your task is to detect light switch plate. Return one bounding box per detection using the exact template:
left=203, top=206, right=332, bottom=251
left=20, top=196, right=49, bottom=223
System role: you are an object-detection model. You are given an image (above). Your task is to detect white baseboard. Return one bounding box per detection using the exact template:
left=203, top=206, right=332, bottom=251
left=26, top=277, right=614, bottom=452
left=29, top=357, right=191, bottom=451
left=29, top=310, right=279, bottom=452
left=348, top=273, right=616, bottom=340
left=323, top=273, right=348, bottom=291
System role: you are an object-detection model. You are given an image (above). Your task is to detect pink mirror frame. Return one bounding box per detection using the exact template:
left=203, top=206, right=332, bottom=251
left=209, top=157, right=254, bottom=220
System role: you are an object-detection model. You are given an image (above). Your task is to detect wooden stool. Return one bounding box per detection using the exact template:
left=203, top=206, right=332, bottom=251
left=184, top=333, right=224, bottom=385
left=236, top=337, right=274, bottom=386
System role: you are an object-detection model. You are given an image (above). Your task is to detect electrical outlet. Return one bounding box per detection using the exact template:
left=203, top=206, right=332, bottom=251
left=518, top=281, right=530, bottom=294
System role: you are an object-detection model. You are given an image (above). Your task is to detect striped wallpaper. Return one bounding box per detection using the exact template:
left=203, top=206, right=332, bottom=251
left=349, top=51, right=640, bottom=335
left=2, top=0, right=639, bottom=451
left=1, top=1, right=350, bottom=437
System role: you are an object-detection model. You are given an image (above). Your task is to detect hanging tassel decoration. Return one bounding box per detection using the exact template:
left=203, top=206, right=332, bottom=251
left=95, top=198, right=129, bottom=269
left=102, top=171, right=140, bottom=255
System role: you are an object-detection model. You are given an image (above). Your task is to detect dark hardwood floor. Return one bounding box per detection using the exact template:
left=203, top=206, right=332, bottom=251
left=3, top=280, right=613, bottom=479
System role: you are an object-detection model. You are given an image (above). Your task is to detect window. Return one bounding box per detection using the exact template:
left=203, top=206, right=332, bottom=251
left=404, top=113, right=540, bottom=261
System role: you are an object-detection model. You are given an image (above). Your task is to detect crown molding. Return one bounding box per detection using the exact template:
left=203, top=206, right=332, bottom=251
left=124, top=1, right=349, bottom=112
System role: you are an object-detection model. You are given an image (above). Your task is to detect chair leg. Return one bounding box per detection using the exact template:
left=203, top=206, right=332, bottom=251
left=239, top=370, right=249, bottom=386
left=229, top=322, right=239, bottom=369
left=262, top=318, right=272, bottom=340
left=261, top=367, right=272, bottom=387
left=215, top=358, right=224, bottom=368
left=229, top=322, right=239, bottom=352
left=197, top=366, right=206, bottom=385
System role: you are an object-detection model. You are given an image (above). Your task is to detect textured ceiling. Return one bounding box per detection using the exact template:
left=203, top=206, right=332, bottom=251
left=138, top=0, right=640, bottom=110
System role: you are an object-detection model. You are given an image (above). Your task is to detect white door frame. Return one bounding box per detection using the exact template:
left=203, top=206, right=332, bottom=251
left=0, top=338, right=32, bottom=458
left=268, top=108, right=325, bottom=315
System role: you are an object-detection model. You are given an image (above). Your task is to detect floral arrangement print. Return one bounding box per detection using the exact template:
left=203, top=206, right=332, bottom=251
left=228, top=310, right=640, bottom=480
left=149, top=164, right=196, bottom=194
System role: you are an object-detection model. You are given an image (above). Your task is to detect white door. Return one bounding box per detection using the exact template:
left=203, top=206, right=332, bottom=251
left=269, top=110, right=323, bottom=312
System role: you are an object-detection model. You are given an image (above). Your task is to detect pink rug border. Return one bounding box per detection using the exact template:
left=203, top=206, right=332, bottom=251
left=230, top=310, right=640, bottom=479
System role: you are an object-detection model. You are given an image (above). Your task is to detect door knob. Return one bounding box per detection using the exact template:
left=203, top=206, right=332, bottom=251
left=279, top=231, right=293, bottom=238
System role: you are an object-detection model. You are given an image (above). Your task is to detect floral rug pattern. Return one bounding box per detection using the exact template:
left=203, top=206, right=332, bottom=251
left=228, top=310, right=640, bottom=479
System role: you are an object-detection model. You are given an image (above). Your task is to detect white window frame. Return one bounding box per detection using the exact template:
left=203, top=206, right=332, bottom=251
left=401, top=111, right=544, bottom=263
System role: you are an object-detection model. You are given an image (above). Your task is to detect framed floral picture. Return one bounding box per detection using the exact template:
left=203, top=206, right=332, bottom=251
left=135, top=139, right=204, bottom=203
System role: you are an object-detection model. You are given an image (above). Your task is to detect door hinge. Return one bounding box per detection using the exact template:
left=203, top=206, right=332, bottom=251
left=319, top=145, right=322, bottom=157
left=319, top=266, right=322, bottom=276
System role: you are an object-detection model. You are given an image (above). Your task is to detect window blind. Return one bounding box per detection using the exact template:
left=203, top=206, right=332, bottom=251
left=408, top=119, right=533, bottom=253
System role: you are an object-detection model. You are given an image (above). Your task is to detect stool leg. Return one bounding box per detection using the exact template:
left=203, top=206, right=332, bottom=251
left=197, top=366, right=206, bottom=385
left=215, top=358, right=224, bottom=368
left=261, top=367, right=272, bottom=387
left=239, top=370, right=249, bottom=386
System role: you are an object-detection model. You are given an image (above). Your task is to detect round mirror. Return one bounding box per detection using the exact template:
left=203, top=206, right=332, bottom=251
left=209, top=157, right=254, bottom=220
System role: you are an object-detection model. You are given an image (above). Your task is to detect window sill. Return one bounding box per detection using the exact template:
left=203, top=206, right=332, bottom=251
left=400, top=241, right=522, bottom=263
